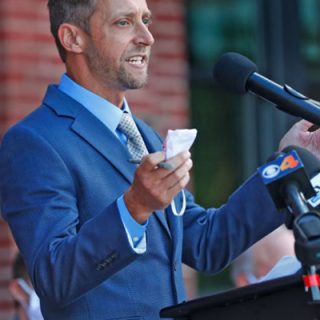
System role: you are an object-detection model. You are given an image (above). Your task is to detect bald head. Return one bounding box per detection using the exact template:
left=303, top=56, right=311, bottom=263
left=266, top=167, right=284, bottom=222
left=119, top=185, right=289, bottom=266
left=232, top=226, right=295, bottom=287
left=252, top=226, right=295, bottom=279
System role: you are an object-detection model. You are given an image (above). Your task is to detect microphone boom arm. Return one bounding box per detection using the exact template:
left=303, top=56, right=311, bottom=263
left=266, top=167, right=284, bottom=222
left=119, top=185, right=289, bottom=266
left=283, top=181, right=320, bottom=302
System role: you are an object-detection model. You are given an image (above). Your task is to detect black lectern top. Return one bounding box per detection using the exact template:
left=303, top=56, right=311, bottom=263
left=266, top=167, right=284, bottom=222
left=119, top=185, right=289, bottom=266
left=160, top=273, right=320, bottom=320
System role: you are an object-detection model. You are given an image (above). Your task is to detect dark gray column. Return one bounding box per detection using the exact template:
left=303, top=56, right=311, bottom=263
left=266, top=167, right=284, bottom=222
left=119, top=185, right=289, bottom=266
left=242, top=0, right=306, bottom=177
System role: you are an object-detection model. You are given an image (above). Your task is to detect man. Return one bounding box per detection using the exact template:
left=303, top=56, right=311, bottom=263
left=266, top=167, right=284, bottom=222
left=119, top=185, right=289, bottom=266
left=0, top=0, right=309, bottom=319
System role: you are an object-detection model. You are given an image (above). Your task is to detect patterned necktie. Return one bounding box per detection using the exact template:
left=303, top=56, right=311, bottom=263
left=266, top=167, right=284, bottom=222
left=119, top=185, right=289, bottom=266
left=118, top=112, right=148, bottom=160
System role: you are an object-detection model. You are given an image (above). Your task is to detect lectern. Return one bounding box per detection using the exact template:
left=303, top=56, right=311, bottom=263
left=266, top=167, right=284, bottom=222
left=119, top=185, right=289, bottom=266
left=160, top=274, right=320, bottom=319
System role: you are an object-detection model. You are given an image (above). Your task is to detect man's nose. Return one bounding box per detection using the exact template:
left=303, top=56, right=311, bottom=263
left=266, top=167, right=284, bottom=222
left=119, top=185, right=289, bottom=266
left=133, top=23, right=155, bottom=47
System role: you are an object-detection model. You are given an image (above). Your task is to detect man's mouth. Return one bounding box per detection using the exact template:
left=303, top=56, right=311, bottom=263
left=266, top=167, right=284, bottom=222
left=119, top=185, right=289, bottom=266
left=126, top=55, right=146, bottom=66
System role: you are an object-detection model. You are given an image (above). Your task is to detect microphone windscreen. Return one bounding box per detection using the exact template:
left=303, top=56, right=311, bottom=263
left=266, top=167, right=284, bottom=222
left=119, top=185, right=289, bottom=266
left=282, top=145, right=320, bottom=179
left=212, top=52, right=257, bottom=94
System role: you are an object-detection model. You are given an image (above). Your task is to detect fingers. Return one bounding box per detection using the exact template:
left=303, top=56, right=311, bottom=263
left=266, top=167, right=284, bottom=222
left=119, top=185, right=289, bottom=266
left=127, top=151, right=193, bottom=220
left=279, top=119, right=311, bottom=151
left=139, top=151, right=165, bottom=172
left=168, top=171, right=190, bottom=196
left=165, top=157, right=193, bottom=189
left=296, top=119, right=315, bottom=131
left=279, top=119, right=320, bottom=154
left=139, top=151, right=191, bottom=179
left=156, top=152, right=192, bottom=199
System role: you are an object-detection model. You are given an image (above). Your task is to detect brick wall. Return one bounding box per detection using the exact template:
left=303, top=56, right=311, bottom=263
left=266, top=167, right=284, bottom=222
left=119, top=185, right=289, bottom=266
left=0, top=0, right=190, bottom=318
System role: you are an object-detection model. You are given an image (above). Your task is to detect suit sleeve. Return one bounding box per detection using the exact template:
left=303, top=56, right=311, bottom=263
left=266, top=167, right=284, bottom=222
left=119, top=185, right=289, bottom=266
left=0, top=125, right=140, bottom=307
left=182, top=173, right=285, bottom=273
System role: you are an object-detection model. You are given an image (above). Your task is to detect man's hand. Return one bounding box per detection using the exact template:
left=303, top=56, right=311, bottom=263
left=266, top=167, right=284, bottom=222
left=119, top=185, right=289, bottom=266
left=279, top=119, right=320, bottom=159
left=124, top=151, right=193, bottom=223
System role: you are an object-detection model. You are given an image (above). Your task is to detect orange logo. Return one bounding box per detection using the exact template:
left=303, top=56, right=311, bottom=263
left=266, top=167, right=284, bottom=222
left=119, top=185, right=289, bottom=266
left=280, top=155, right=299, bottom=171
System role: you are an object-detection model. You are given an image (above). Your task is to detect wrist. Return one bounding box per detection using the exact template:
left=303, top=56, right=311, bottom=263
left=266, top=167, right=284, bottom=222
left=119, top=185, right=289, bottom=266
left=124, top=190, right=152, bottom=224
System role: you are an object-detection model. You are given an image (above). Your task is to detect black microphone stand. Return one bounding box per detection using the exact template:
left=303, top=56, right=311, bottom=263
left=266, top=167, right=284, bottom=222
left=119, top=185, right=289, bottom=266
left=284, top=181, right=320, bottom=303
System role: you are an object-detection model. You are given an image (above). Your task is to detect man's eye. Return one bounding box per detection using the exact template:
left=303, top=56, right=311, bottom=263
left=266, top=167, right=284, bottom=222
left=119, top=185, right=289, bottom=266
left=143, top=17, right=152, bottom=26
left=117, top=20, right=130, bottom=27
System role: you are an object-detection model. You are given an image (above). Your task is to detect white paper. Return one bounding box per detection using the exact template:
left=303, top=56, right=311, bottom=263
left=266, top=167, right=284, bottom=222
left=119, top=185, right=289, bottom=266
left=163, top=129, right=197, bottom=216
left=163, top=129, right=197, bottom=160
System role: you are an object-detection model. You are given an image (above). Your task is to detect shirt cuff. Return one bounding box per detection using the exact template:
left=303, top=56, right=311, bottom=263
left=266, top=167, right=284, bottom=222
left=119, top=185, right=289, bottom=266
left=117, top=195, right=148, bottom=254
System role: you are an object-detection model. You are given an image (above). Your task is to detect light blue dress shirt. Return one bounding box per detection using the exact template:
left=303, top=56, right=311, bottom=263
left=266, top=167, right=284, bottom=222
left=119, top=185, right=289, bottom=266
left=58, top=74, right=146, bottom=252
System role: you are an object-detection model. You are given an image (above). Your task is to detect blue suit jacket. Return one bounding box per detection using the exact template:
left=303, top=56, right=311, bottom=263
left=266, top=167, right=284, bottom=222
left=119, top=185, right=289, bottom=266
left=0, top=85, right=284, bottom=319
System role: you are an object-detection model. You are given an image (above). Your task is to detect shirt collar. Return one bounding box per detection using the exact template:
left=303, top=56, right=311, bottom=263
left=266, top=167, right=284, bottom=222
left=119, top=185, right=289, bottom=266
left=58, top=73, right=130, bottom=134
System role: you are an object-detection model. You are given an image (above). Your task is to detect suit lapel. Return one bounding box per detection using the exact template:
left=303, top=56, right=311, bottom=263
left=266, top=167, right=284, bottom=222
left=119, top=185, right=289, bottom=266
left=71, top=108, right=137, bottom=184
left=44, top=85, right=136, bottom=184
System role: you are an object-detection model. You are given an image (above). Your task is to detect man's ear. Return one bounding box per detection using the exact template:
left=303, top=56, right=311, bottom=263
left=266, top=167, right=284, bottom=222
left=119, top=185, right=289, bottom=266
left=57, top=23, right=86, bottom=54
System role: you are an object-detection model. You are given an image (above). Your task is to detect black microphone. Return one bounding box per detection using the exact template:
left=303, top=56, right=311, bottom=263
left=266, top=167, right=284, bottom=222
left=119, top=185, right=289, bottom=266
left=273, top=147, right=320, bottom=302
left=282, top=146, right=320, bottom=180
left=282, top=146, right=320, bottom=210
left=213, top=52, right=320, bottom=126
left=258, top=146, right=317, bottom=212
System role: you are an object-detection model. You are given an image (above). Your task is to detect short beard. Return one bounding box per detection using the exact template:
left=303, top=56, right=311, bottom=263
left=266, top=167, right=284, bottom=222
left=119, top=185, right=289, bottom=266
left=86, top=41, right=149, bottom=91
left=118, top=63, right=148, bottom=90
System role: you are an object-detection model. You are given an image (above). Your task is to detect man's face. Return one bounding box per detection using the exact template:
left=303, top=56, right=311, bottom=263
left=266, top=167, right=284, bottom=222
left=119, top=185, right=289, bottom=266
left=84, top=0, right=154, bottom=92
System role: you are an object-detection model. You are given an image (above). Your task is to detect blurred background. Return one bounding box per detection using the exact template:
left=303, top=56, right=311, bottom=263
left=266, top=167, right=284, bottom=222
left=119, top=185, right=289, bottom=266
left=0, top=0, right=320, bottom=318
